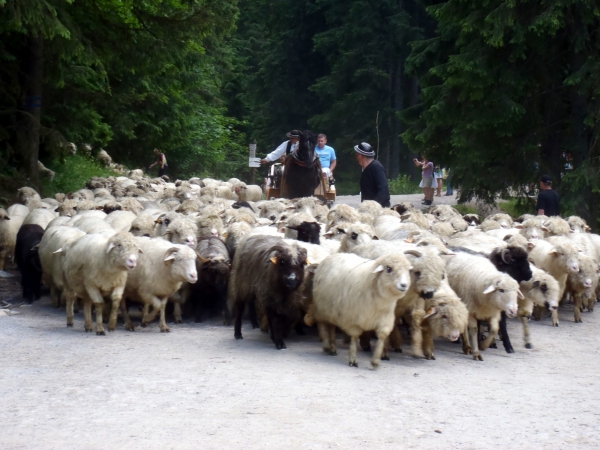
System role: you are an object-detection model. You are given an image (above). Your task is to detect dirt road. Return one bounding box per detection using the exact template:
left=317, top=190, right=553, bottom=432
left=1, top=292, right=600, bottom=449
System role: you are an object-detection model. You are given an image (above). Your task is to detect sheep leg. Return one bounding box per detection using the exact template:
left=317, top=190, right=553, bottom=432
left=120, top=299, right=135, bottom=331
left=359, top=332, right=371, bottom=352
left=498, top=312, right=514, bottom=353
left=140, top=304, right=150, bottom=327
left=532, top=305, right=543, bottom=321
left=267, top=310, right=286, bottom=350
left=260, top=315, right=269, bottom=334
left=107, top=287, right=124, bottom=331
left=461, top=329, right=472, bottom=355
left=234, top=301, right=245, bottom=340
left=294, top=322, right=306, bottom=335
left=551, top=309, right=559, bottom=327
left=479, top=315, right=499, bottom=352
left=51, top=286, right=61, bottom=309
left=521, top=315, right=532, bottom=349
left=173, top=303, right=183, bottom=324
left=158, top=298, right=170, bottom=333
left=349, top=335, right=359, bottom=367
left=422, top=324, right=435, bottom=360
left=388, top=321, right=403, bottom=352
left=573, top=294, right=583, bottom=323
left=410, top=309, right=425, bottom=358
left=141, top=305, right=160, bottom=327
left=66, top=290, right=75, bottom=328
left=587, top=296, right=595, bottom=312
left=468, top=316, right=482, bottom=361
left=94, top=302, right=106, bottom=336
left=248, top=299, right=259, bottom=329
left=318, top=323, right=336, bottom=355
left=371, top=333, right=387, bottom=368
left=83, top=300, right=93, bottom=333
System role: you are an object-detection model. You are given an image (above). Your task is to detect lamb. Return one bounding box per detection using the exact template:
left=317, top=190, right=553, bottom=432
left=121, top=237, right=197, bottom=332
left=527, top=236, right=580, bottom=298
left=523, top=264, right=561, bottom=336
left=445, top=252, right=522, bottom=361
left=38, top=226, right=86, bottom=308
left=187, top=237, right=231, bottom=323
left=105, top=210, right=137, bottom=232
left=0, top=204, right=30, bottom=270
left=63, top=231, right=141, bottom=334
left=22, top=208, right=57, bottom=230
left=228, top=235, right=308, bottom=349
left=14, top=224, right=44, bottom=303
left=305, top=252, right=412, bottom=367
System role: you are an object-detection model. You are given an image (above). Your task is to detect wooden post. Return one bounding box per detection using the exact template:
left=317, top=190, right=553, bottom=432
left=249, top=141, right=257, bottom=185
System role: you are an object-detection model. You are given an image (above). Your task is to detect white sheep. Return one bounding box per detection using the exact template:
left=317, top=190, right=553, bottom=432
left=527, top=236, right=580, bottom=297
left=445, top=252, right=522, bottom=361
left=305, top=252, right=412, bottom=367
left=105, top=210, right=137, bottom=232
left=121, top=237, right=197, bottom=332
left=0, top=204, right=30, bottom=270
left=22, top=208, right=57, bottom=230
left=522, top=264, right=561, bottom=335
left=63, top=231, right=141, bottom=334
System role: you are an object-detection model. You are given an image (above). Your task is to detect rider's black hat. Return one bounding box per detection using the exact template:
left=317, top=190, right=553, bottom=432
left=354, top=142, right=375, bottom=157
left=286, top=130, right=301, bottom=138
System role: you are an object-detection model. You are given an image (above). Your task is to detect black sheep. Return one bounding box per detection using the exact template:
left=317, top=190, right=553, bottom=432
left=288, top=221, right=321, bottom=245
left=14, top=224, right=44, bottom=303
left=228, top=235, right=308, bottom=349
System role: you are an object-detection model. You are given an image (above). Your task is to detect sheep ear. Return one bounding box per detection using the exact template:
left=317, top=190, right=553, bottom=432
left=164, top=247, right=179, bottom=262
left=483, top=284, right=496, bottom=294
left=336, top=228, right=347, bottom=234
left=549, top=250, right=558, bottom=256
left=527, top=242, right=536, bottom=250
left=372, top=265, right=385, bottom=273
left=138, top=248, right=143, bottom=254
left=515, top=224, right=523, bottom=229
left=541, top=226, right=550, bottom=232
left=404, top=250, right=422, bottom=258
left=372, top=236, right=379, bottom=240
left=106, top=242, right=116, bottom=254
left=423, top=307, right=437, bottom=320
left=270, top=256, right=278, bottom=265
left=517, top=289, right=525, bottom=299
left=405, top=238, right=414, bottom=243
left=306, top=258, right=311, bottom=265
left=222, top=232, right=228, bottom=238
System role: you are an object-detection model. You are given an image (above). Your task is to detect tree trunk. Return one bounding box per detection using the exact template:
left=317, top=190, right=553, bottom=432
left=389, top=59, right=403, bottom=180
left=16, top=35, right=43, bottom=184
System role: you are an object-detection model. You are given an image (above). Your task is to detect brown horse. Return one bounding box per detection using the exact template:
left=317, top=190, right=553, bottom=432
left=280, top=130, right=325, bottom=199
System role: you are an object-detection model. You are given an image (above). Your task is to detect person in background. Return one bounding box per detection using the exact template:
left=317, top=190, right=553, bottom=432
left=355, top=142, right=390, bottom=207
left=537, top=174, right=560, bottom=216
left=414, top=155, right=435, bottom=205
left=260, top=130, right=301, bottom=165
left=444, top=167, right=453, bottom=196
left=315, top=134, right=337, bottom=178
left=434, top=165, right=444, bottom=197
left=149, top=148, right=168, bottom=177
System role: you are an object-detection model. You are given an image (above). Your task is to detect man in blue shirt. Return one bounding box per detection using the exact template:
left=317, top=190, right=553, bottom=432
left=315, top=134, right=336, bottom=177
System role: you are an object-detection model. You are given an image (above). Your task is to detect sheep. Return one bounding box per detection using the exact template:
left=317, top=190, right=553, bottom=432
left=37, top=160, right=56, bottom=181
left=17, top=187, right=41, bottom=205
left=284, top=212, right=321, bottom=244
left=225, top=222, right=253, bottom=256
left=567, top=216, right=590, bottom=233
left=447, top=232, right=506, bottom=255
left=105, top=210, right=137, bottom=232
left=63, top=231, right=141, bottom=334
left=75, top=200, right=100, bottom=211
left=479, top=219, right=502, bottom=232
left=257, top=200, right=287, bottom=222
left=565, top=254, right=599, bottom=323
left=523, top=264, right=561, bottom=336
left=73, top=216, right=115, bottom=234
left=196, top=214, right=224, bottom=239
left=235, top=184, right=263, bottom=202
left=390, top=202, right=414, bottom=215
left=215, top=186, right=238, bottom=200
left=186, top=237, right=231, bottom=323
left=445, top=252, right=522, bottom=361
left=22, top=208, right=57, bottom=230
left=542, top=217, right=572, bottom=237
left=336, top=223, right=376, bottom=253
left=417, top=280, right=469, bottom=360
left=377, top=222, right=423, bottom=241
left=517, top=218, right=547, bottom=240
left=432, top=221, right=456, bottom=239
left=38, top=226, right=86, bottom=308
left=14, top=224, right=44, bottom=303
left=0, top=205, right=30, bottom=270
left=372, top=214, right=402, bottom=237
left=351, top=242, right=446, bottom=358
left=325, top=204, right=360, bottom=231
left=153, top=211, right=183, bottom=236
left=294, top=197, right=323, bottom=216
left=120, top=237, right=197, bottom=332
left=515, top=214, right=536, bottom=223
left=487, top=213, right=513, bottom=229
left=228, top=235, right=308, bottom=350
left=449, top=216, right=469, bottom=232
left=46, top=216, right=72, bottom=229
left=161, top=217, right=198, bottom=248
left=430, top=205, right=461, bottom=221
left=527, top=236, right=580, bottom=298
left=463, top=214, right=481, bottom=226
left=357, top=200, right=383, bottom=217
left=305, top=252, right=412, bottom=367
left=400, top=210, right=430, bottom=230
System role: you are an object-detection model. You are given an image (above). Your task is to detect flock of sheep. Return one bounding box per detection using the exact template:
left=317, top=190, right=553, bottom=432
left=1, top=169, right=598, bottom=368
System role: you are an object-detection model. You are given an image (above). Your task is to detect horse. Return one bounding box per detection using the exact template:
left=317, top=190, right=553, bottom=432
left=280, top=130, right=325, bottom=199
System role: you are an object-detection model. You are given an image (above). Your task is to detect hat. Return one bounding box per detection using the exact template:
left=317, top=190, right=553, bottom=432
left=354, top=142, right=375, bottom=157
left=540, top=174, right=552, bottom=184
left=286, top=130, right=301, bottom=138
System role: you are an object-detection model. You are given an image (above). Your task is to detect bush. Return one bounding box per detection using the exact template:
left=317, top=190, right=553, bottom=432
left=499, top=198, right=535, bottom=218
left=388, top=175, right=421, bottom=195
left=453, top=204, right=478, bottom=215
left=41, top=154, right=115, bottom=197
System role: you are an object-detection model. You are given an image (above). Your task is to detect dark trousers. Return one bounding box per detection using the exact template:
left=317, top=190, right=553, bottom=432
left=159, top=165, right=168, bottom=177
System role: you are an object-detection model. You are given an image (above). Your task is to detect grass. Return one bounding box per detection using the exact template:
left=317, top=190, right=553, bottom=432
left=41, top=154, right=115, bottom=197
left=452, top=204, right=479, bottom=215
left=388, top=175, right=421, bottom=195
left=499, top=197, right=535, bottom=218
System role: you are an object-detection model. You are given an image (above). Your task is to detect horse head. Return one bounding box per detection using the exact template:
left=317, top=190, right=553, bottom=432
left=296, top=130, right=317, bottom=168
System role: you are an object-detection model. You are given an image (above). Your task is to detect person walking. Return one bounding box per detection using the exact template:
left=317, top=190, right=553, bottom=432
left=414, top=155, right=435, bottom=205
left=355, top=142, right=390, bottom=207
left=536, top=174, right=560, bottom=216
left=260, top=130, right=301, bottom=165
left=434, top=165, right=444, bottom=197
left=149, top=148, right=168, bottom=177
left=315, top=134, right=337, bottom=178
left=444, top=167, right=454, bottom=196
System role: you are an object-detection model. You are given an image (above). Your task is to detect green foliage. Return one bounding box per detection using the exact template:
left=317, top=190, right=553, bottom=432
left=498, top=198, right=534, bottom=218
left=41, top=154, right=114, bottom=197
left=452, top=204, right=478, bottom=216
left=388, top=175, right=421, bottom=195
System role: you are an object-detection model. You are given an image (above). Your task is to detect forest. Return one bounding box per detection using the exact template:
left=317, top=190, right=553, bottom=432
left=1, top=0, right=600, bottom=225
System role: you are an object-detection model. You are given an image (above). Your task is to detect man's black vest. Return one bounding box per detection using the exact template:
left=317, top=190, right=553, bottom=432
left=286, top=140, right=293, bottom=155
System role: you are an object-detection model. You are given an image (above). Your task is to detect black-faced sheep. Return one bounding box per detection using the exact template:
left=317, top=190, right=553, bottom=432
left=14, top=224, right=44, bottom=303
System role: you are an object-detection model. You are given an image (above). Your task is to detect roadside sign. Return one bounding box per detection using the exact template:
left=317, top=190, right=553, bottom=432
left=249, top=157, right=261, bottom=168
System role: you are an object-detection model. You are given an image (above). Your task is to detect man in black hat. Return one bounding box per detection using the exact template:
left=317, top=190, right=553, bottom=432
left=355, top=142, right=390, bottom=207
left=537, top=174, right=560, bottom=216
left=261, top=130, right=301, bottom=165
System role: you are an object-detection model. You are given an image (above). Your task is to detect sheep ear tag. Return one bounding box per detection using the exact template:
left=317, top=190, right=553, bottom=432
left=483, top=284, right=496, bottom=294
left=305, top=258, right=311, bottom=265
left=372, top=265, right=384, bottom=273
left=270, top=256, right=278, bottom=265
left=106, top=242, right=116, bottom=254
left=423, top=307, right=437, bottom=320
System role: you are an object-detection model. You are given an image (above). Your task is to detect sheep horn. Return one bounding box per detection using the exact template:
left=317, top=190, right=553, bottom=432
left=501, top=249, right=511, bottom=264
